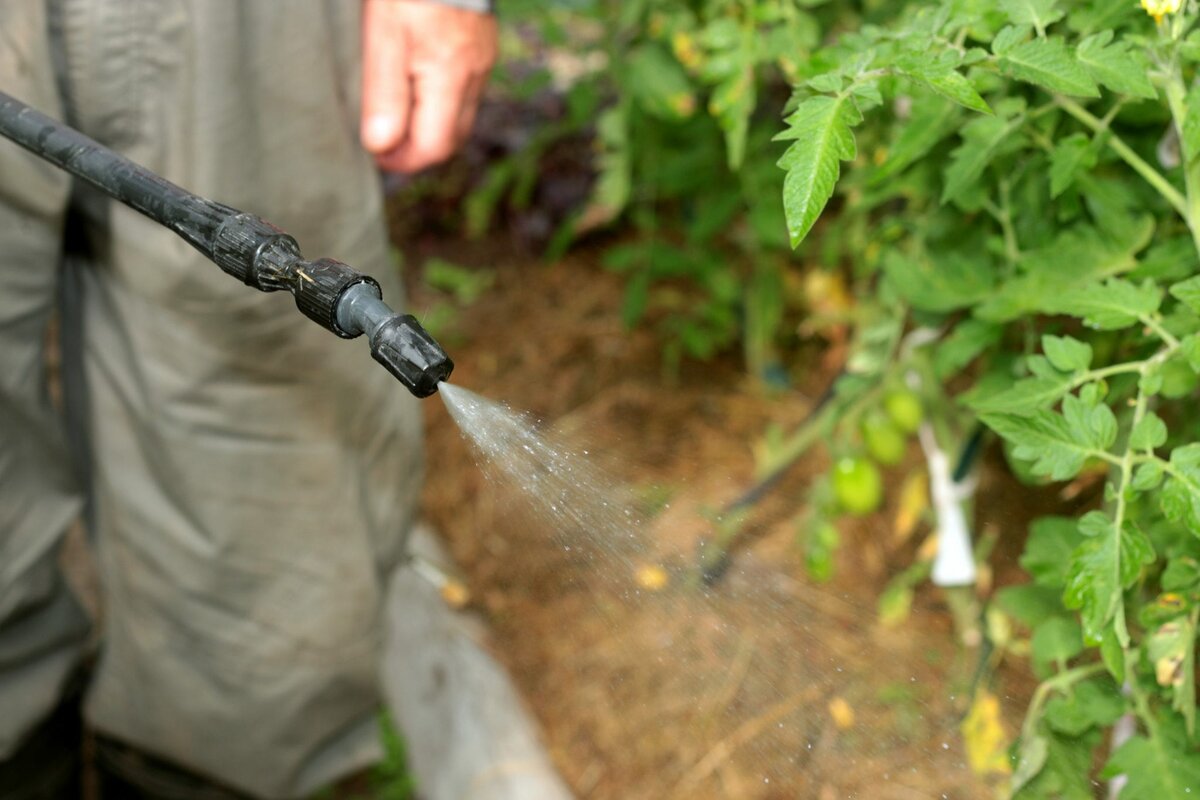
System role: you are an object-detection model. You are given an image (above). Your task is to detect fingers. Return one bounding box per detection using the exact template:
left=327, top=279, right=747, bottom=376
left=361, top=0, right=412, bottom=155
left=456, top=73, right=486, bottom=144
left=375, top=71, right=472, bottom=173
left=362, top=0, right=498, bottom=173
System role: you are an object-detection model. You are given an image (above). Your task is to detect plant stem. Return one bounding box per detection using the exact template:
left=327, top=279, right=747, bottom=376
left=1054, top=95, right=1190, bottom=221
left=1018, top=662, right=1108, bottom=743
left=1161, top=69, right=1200, bottom=256
left=1108, top=376, right=1149, bottom=648
left=1139, top=314, right=1181, bottom=349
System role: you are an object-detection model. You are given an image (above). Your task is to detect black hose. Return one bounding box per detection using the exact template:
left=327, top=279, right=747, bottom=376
left=0, top=91, right=234, bottom=258
left=0, top=90, right=453, bottom=397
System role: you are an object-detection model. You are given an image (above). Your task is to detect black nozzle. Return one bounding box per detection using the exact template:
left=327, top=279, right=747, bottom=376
left=370, top=315, right=454, bottom=398
left=335, top=283, right=452, bottom=397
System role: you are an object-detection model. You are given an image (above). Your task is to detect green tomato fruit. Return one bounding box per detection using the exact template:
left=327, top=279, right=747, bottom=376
left=884, top=389, right=924, bottom=434
left=832, top=457, right=883, bottom=516
left=861, top=412, right=907, bottom=466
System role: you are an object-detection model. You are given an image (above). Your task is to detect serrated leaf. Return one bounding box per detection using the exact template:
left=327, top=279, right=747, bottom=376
left=977, top=223, right=1151, bottom=322
left=898, top=57, right=992, bottom=114
left=776, top=94, right=862, bottom=247
left=1021, top=516, right=1084, bottom=587
left=1076, top=30, right=1157, bottom=99
left=970, top=375, right=1075, bottom=415
left=1042, top=334, right=1092, bottom=372
left=1183, top=335, right=1200, bottom=372
left=1170, top=275, right=1200, bottom=314
left=1064, top=512, right=1152, bottom=643
left=1043, top=679, right=1124, bottom=736
left=1101, top=715, right=1200, bottom=798
left=1000, top=0, right=1065, bottom=31
left=1049, top=133, right=1097, bottom=197
left=1162, top=444, right=1200, bottom=534
left=882, top=250, right=995, bottom=312
left=993, top=24, right=1032, bottom=54
left=994, top=34, right=1099, bottom=97
left=1131, top=412, right=1168, bottom=451
left=1043, top=278, right=1161, bottom=329
left=981, top=393, right=1117, bottom=480
left=942, top=112, right=1026, bottom=204
left=934, top=319, right=1003, bottom=378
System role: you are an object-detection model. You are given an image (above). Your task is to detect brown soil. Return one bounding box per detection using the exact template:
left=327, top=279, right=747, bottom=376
left=402, top=233, right=1047, bottom=800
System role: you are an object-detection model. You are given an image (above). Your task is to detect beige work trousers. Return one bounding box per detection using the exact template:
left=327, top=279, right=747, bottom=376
left=0, top=2, right=423, bottom=797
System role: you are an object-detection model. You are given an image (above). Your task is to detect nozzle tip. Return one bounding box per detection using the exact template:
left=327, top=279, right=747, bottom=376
left=369, top=314, right=454, bottom=398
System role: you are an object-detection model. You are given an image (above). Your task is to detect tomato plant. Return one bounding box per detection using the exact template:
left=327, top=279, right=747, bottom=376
left=774, top=0, right=1200, bottom=792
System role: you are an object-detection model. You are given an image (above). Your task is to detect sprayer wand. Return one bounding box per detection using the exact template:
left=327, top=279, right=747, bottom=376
left=0, top=91, right=452, bottom=398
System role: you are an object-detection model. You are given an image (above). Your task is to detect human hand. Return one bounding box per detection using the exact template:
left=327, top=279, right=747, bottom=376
left=361, top=0, right=498, bottom=173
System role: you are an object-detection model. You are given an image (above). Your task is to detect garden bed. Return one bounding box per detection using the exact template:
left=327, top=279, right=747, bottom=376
left=402, top=233, right=1047, bottom=799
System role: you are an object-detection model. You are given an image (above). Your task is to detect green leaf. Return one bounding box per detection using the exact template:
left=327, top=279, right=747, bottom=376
left=1131, top=412, right=1168, bottom=451
left=1163, top=556, right=1200, bottom=592
left=933, top=319, right=1003, bottom=378
left=1042, top=334, right=1092, bottom=373
left=1100, top=625, right=1126, bottom=682
left=1021, top=516, right=1085, bottom=587
left=917, top=70, right=991, bottom=114
left=872, top=95, right=961, bottom=183
left=1170, top=275, right=1200, bottom=314
left=1010, top=734, right=1049, bottom=795
left=882, top=250, right=995, bottom=313
left=1162, top=444, right=1200, bottom=534
left=896, top=53, right=992, bottom=114
left=1101, top=714, right=1200, bottom=798
left=942, top=112, right=1026, bottom=204
left=977, top=222, right=1151, bottom=322
left=981, top=393, right=1117, bottom=480
left=993, top=31, right=1099, bottom=97
left=1031, top=616, right=1083, bottom=669
left=996, top=584, right=1066, bottom=626
left=776, top=94, right=862, bottom=247
left=1013, top=728, right=1101, bottom=799
left=1044, top=278, right=1161, bottom=329
left=1133, top=461, right=1165, bottom=492
left=1000, top=0, right=1064, bottom=31
left=1049, top=133, right=1097, bottom=198
left=710, top=68, right=755, bottom=169
left=1064, top=511, right=1152, bottom=643
left=626, top=43, right=696, bottom=121
left=1075, top=31, right=1157, bottom=99
left=1043, top=679, right=1124, bottom=736
left=969, top=374, right=1075, bottom=415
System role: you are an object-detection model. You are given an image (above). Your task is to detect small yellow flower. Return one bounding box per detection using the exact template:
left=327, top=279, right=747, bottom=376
left=1142, top=0, right=1182, bottom=23
left=634, top=564, right=669, bottom=591
left=828, top=696, right=855, bottom=730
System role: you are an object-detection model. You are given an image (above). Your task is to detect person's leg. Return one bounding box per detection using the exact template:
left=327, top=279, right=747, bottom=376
left=0, top=0, right=92, bottom=791
left=53, top=1, right=423, bottom=796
